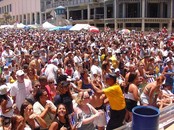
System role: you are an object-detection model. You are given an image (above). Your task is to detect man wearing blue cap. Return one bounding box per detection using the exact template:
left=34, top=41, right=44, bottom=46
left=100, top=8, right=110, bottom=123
left=93, top=72, right=126, bottom=130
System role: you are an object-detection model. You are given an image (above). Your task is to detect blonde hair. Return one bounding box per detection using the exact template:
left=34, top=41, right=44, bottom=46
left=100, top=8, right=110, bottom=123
left=75, top=92, right=84, bottom=105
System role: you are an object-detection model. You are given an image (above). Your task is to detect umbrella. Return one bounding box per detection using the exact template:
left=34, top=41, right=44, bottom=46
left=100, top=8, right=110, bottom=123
left=89, top=26, right=99, bottom=33
left=121, top=29, right=130, bottom=34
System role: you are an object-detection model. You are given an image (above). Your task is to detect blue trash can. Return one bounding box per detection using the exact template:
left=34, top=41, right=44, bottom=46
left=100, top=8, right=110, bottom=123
left=132, top=106, right=160, bottom=130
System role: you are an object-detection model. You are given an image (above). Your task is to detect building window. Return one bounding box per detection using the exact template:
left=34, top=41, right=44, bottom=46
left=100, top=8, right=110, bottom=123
left=2, top=7, right=4, bottom=13
left=4, top=6, right=6, bottom=13
left=7, top=5, right=9, bottom=12
left=9, top=4, right=12, bottom=12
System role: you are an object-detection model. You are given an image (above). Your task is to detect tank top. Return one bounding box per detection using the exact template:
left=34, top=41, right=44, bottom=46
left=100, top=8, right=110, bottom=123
left=77, top=104, right=95, bottom=130
left=82, top=80, right=93, bottom=95
left=124, top=92, right=136, bottom=101
left=54, top=117, right=71, bottom=130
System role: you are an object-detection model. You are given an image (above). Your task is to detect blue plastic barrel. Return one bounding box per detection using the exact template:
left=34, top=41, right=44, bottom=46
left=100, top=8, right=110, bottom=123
left=132, top=106, right=160, bottom=130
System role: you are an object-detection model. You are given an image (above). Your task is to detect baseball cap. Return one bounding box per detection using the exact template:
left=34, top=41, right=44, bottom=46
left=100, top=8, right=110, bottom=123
left=16, top=70, right=25, bottom=76
left=115, top=68, right=120, bottom=73
left=4, top=66, right=8, bottom=69
left=0, top=84, right=11, bottom=95
left=105, top=72, right=117, bottom=80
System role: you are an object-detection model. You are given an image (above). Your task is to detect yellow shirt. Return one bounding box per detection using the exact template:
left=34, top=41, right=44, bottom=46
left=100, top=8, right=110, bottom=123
left=103, top=84, right=126, bottom=110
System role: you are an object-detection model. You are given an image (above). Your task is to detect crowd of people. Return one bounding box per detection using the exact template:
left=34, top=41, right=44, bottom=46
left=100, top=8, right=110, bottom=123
left=0, top=27, right=173, bottom=130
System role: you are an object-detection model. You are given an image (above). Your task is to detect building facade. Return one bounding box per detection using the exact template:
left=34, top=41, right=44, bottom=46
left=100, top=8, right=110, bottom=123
left=0, top=0, right=174, bottom=32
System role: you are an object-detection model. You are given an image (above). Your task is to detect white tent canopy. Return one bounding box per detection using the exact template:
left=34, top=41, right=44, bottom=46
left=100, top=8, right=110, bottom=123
left=0, top=25, right=14, bottom=29
left=16, top=23, right=26, bottom=28
left=42, top=21, right=56, bottom=29
left=69, top=24, right=91, bottom=31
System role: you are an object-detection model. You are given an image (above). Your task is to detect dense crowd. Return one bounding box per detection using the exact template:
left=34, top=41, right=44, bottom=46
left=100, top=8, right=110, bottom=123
left=0, top=27, right=174, bottom=130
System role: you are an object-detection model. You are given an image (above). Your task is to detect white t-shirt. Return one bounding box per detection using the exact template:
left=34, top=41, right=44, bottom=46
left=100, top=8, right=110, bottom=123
left=10, top=79, right=33, bottom=110
left=73, top=56, right=82, bottom=64
left=1, top=50, right=15, bottom=63
left=33, top=100, right=56, bottom=127
left=45, top=63, right=58, bottom=84
left=90, top=65, right=102, bottom=78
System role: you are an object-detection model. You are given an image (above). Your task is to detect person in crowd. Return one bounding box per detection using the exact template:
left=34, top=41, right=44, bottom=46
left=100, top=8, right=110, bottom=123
left=157, top=85, right=174, bottom=109
left=54, top=81, right=74, bottom=115
left=26, top=80, right=41, bottom=104
left=0, top=83, right=14, bottom=128
left=64, top=51, right=74, bottom=69
left=45, top=59, right=59, bottom=85
left=93, top=72, right=126, bottom=130
left=26, top=67, right=39, bottom=84
left=77, top=69, right=94, bottom=96
left=145, top=56, right=156, bottom=83
left=49, top=103, right=76, bottom=130
left=38, top=75, right=49, bottom=90
left=140, top=53, right=150, bottom=72
left=46, top=78, right=57, bottom=101
left=11, top=114, right=25, bottom=130
left=9, top=71, right=17, bottom=83
left=73, top=91, right=102, bottom=130
left=20, top=101, right=47, bottom=130
left=162, top=57, right=174, bottom=91
left=124, top=72, right=140, bottom=122
left=29, top=51, right=42, bottom=75
left=33, top=89, right=57, bottom=128
left=90, top=78, right=107, bottom=130
left=65, top=64, right=74, bottom=77
left=140, top=75, right=166, bottom=106
left=90, top=58, right=102, bottom=79
left=73, top=49, right=83, bottom=69
left=39, top=48, right=48, bottom=66
left=1, top=45, right=15, bottom=66
left=101, top=61, right=112, bottom=83
left=10, top=70, right=33, bottom=114
left=20, top=53, right=31, bottom=67
left=73, top=63, right=83, bottom=81
left=2, top=66, right=11, bottom=83
left=115, top=68, right=125, bottom=86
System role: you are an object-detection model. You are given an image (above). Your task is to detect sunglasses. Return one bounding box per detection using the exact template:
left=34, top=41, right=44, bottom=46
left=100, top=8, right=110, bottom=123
left=49, top=82, right=54, bottom=84
left=34, top=85, right=41, bottom=88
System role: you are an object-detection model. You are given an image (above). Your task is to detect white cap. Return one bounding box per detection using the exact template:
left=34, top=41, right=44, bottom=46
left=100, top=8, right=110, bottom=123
left=115, top=68, right=120, bottom=73
left=0, top=84, right=11, bottom=95
left=4, top=66, right=8, bottom=69
left=16, top=70, right=25, bottom=76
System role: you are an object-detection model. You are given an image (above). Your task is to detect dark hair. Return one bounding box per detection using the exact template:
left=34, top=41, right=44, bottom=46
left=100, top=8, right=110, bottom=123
left=38, top=75, right=47, bottom=82
left=80, top=69, right=88, bottom=79
left=56, top=74, right=68, bottom=84
left=60, top=81, right=70, bottom=88
left=20, top=101, right=31, bottom=117
left=0, top=77, right=6, bottom=85
left=0, top=94, right=8, bottom=104
left=128, top=72, right=137, bottom=83
left=55, top=103, right=70, bottom=126
left=34, top=89, right=46, bottom=101
left=125, top=72, right=137, bottom=94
